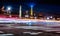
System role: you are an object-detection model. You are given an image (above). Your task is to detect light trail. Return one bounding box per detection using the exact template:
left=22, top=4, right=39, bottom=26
left=0, top=18, right=60, bottom=32
left=0, top=18, right=60, bottom=23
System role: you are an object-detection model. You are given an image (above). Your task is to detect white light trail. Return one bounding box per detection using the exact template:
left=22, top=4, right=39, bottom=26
left=0, top=18, right=60, bottom=24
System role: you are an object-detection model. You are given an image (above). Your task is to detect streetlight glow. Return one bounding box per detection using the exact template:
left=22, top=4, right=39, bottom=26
left=31, top=6, right=33, bottom=16
left=29, top=3, right=35, bottom=7
left=30, top=4, right=34, bottom=8
left=30, top=4, right=34, bottom=16
left=27, top=3, right=35, bottom=18
left=6, top=6, right=12, bottom=18
left=8, top=7, right=11, bottom=10
left=7, top=7, right=11, bottom=11
left=29, top=3, right=35, bottom=18
left=50, top=16, right=53, bottom=18
left=47, top=17, right=50, bottom=20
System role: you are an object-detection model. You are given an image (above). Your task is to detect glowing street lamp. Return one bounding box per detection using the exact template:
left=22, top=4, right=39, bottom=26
left=29, top=3, right=35, bottom=18
left=7, top=7, right=11, bottom=11
left=7, top=6, right=12, bottom=17
left=30, top=5, right=33, bottom=16
left=47, top=17, right=50, bottom=20
left=50, top=16, right=53, bottom=18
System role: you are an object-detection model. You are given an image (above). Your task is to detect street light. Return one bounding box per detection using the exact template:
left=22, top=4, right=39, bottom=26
left=7, top=7, right=11, bottom=11
left=30, top=5, right=33, bottom=16
left=29, top=3, right=35, bottom=18
left=46, top=16, right=53, bottom=20
left=7, top=6, right=12, bottom=18
left=50, top=16, right=53, bottom=18
left=47, top=17, right=50, bottom=20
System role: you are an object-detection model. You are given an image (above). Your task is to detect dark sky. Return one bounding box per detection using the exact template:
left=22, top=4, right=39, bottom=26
left=0, top=0, right=60, bottom=14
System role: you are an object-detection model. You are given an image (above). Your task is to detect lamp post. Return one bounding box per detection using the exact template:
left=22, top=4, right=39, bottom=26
left=28, top=3, right=35, bottom=19
left=7, top=6, right=11, bottom=18
left=31, top=5, right=33, bottom=16
left=19, top=5, right=22, bottom=18
left=30, top=5, right=34, bottom=18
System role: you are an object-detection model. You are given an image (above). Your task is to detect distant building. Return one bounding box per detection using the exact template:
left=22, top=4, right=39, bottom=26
left=25, top=10, right=29, bottom=18
left=1, top=6, right=5, bottom=14
left=38, top=12, right=44, bottom=19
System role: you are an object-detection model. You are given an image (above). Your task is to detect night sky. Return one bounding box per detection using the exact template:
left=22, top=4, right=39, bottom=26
left=0, top=0, right=60, bottom=15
